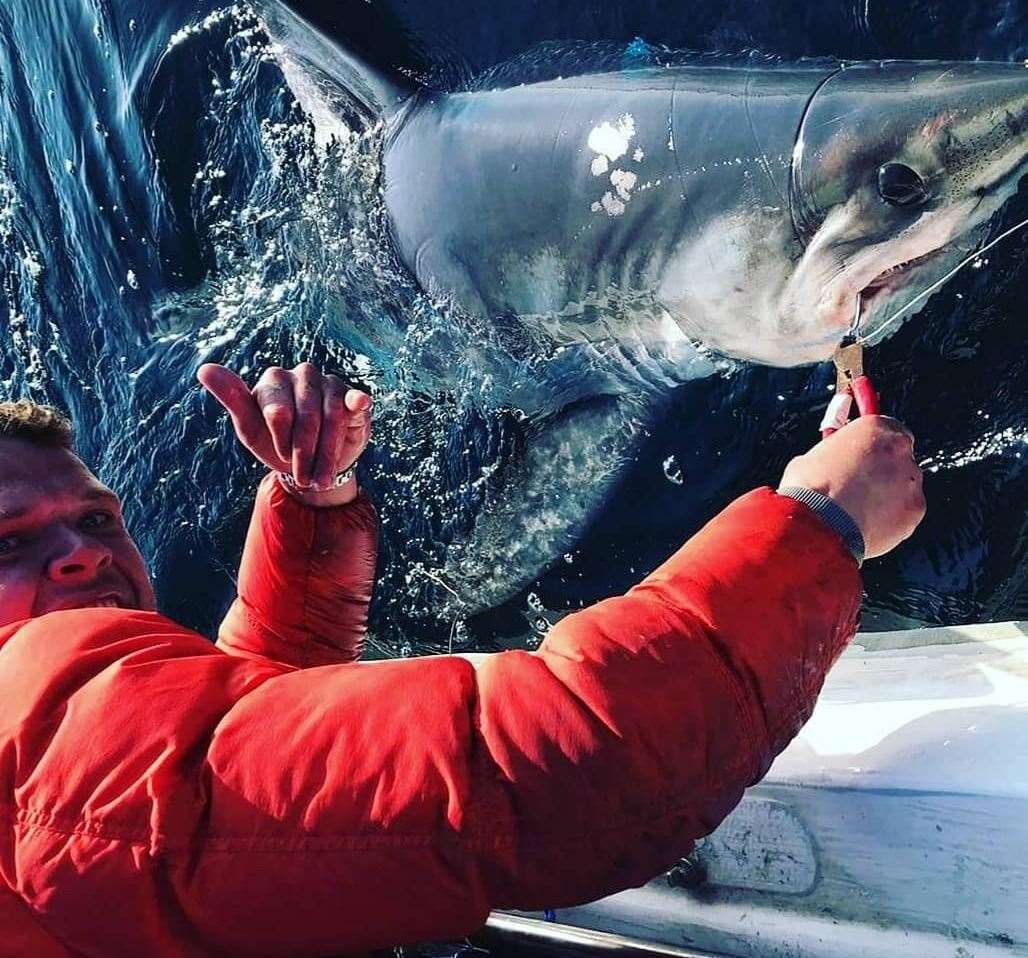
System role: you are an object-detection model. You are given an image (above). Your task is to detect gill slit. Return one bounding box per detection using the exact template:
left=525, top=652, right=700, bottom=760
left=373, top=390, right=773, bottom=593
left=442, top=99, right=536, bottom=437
left=787, top=62, right=846, bottom=246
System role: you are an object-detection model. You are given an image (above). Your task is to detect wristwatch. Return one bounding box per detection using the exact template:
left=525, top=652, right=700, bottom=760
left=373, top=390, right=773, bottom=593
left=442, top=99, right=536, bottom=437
left=278, top=462, right=357, bottom=492
left=777, top=486, right=865, bottom=566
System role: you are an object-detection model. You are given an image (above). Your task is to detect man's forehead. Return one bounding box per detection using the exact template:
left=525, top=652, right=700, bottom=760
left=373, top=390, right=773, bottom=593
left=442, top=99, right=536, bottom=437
left=0, top=483, right=118, bottom=521
left=0, top=442, right=117, bottom=517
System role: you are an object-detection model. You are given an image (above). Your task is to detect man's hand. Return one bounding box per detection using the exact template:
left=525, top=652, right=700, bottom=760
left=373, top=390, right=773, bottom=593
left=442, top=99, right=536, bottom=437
left=779, top=415, right=926, bottom=559
left=197, top=362, right=372, bottom=507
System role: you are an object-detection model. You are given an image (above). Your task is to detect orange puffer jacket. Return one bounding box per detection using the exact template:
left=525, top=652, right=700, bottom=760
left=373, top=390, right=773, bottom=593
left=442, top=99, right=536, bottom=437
left=0, top=478, right=860, bottom=956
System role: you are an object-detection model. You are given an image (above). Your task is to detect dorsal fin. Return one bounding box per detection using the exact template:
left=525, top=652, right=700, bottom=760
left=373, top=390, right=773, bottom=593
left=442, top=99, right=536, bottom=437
left=254, top=1, right=423, bottom=121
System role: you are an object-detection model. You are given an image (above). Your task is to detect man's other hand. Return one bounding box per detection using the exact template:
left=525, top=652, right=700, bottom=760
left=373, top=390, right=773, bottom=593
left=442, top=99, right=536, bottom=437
left=779, top=415, right=926, bottom=559
left=197, top=362, right=372, bottom=493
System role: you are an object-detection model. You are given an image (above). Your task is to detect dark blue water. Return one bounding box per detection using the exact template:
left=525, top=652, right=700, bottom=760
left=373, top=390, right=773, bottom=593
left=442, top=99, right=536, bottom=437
left=2, top=0, right=1027, bottom=655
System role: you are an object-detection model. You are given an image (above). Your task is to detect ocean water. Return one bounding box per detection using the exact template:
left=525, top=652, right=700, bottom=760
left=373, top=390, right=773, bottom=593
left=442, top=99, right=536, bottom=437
left=1, top=0, right=1028, bottom=657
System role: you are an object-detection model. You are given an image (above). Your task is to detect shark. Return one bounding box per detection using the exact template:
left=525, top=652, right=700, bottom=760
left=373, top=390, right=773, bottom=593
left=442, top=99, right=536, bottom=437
left=254, top=0, right=1028, bottom=619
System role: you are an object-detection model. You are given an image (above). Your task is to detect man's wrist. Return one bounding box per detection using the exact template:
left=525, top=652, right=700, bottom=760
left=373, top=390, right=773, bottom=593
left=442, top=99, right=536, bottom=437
left=276, top=473, right=359, bottom=508
left=777, top=486, right=865, bottom=566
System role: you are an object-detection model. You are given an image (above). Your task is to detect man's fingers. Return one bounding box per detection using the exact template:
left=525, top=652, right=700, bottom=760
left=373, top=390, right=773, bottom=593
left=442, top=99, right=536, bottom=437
left=343, top=390, right=373, bottom=447
left=201, top=362, right=372, bottom=486
left=871, top=415, right=915, bottom=446
left=311, top=383, right=373, bottom=488
left=342, top=392, right=373, bottom=458
left=345, top=389, right=373, bottom=414
left=312, top=379, right=351, bottom=489
left=830, top=415, right=916, bottom=460
left=291, top=363, right=323, bottom=487
left=344, top=390, right=373, bottom=435
left=253, top=368, right=295, bottom=464
left=197, top=364, right=271, bottom=456
left=199, top=363, right=288, bottom=468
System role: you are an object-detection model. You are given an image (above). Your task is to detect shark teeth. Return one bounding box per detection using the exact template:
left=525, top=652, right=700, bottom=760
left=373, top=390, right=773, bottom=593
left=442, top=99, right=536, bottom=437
left=865, top=248, right=942, bottom=290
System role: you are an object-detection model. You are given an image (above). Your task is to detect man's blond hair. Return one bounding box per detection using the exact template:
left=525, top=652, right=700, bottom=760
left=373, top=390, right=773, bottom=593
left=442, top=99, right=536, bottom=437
left=0, top=399, right=74, bottom=449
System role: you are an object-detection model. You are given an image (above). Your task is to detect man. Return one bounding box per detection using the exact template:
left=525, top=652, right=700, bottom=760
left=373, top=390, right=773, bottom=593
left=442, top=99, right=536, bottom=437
left=0, top=361, right=924, bottom=956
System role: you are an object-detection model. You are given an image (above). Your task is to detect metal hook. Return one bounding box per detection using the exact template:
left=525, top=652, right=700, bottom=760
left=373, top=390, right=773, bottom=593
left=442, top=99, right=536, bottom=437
left=847, top=291, right=863, bottom=344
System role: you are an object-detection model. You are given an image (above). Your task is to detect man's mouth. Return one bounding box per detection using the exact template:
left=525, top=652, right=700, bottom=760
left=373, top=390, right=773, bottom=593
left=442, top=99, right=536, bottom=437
left=54, top=592, right=129, bottom=612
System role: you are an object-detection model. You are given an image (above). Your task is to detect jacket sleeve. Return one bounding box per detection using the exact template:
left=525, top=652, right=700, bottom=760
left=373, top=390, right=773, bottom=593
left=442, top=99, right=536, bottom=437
left=216, top=471, right=379, bottom=667
left=4, top=488, right=861, bottom=957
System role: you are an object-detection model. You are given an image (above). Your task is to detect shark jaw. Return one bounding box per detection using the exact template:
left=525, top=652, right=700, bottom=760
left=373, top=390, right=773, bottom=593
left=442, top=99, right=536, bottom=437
left=781, top=167, right=1028, bottom=359
left=786, top=196, right=980, bottom=355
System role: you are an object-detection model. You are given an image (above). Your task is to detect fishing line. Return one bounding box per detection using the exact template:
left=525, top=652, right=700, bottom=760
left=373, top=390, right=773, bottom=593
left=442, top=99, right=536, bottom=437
left=859, top=214, right=1028, bottom=343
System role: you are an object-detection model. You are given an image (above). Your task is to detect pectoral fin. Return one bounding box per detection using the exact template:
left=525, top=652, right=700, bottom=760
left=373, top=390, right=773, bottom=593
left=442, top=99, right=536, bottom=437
left=438, top=392, right=649, bottom=617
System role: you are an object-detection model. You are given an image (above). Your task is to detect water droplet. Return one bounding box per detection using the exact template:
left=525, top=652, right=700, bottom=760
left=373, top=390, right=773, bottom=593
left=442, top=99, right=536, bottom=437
left=662, top=455, right=684, bottom=485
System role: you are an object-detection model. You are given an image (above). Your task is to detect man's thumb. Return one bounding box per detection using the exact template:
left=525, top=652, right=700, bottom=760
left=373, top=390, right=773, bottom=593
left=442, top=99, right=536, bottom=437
left=196, top=364, right=250, bottom=415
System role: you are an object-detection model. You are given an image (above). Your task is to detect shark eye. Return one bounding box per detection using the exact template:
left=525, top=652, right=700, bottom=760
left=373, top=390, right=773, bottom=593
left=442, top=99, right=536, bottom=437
left=877, top=163, right=928, bottom=207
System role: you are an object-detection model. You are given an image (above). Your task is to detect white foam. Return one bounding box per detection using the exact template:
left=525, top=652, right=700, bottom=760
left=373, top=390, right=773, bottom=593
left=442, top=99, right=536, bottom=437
left=166, top=6, right=242, bottom=52
left=21, top=251, right=43, bottom=281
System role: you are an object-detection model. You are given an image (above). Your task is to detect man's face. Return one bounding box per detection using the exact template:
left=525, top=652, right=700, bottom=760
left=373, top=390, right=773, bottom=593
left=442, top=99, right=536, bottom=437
left=0, top=438, right=157, bottom=627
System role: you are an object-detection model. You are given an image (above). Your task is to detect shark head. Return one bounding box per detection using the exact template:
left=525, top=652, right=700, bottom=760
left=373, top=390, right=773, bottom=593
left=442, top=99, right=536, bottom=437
left=784, top=61, right=1028, bottom=359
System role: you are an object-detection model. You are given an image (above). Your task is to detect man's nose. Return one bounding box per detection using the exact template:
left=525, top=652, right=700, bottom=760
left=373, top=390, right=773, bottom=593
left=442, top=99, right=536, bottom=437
left=47, top=531, right=113, bottom=581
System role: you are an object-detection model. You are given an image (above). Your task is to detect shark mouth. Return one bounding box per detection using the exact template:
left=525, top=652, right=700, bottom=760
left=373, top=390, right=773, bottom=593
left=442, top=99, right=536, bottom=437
left=855, top=246, right=946, bottom=321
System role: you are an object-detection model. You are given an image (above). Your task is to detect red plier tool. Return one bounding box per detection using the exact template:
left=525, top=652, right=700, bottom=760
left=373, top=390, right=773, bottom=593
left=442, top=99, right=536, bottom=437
left=820, top=335, right=880, bottom=439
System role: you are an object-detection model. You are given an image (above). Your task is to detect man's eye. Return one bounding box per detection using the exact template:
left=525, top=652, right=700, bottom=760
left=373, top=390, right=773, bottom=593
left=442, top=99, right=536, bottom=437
left=0, top=535, right=19, bottom=556
left=80, top=511, right=115, bottom=530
